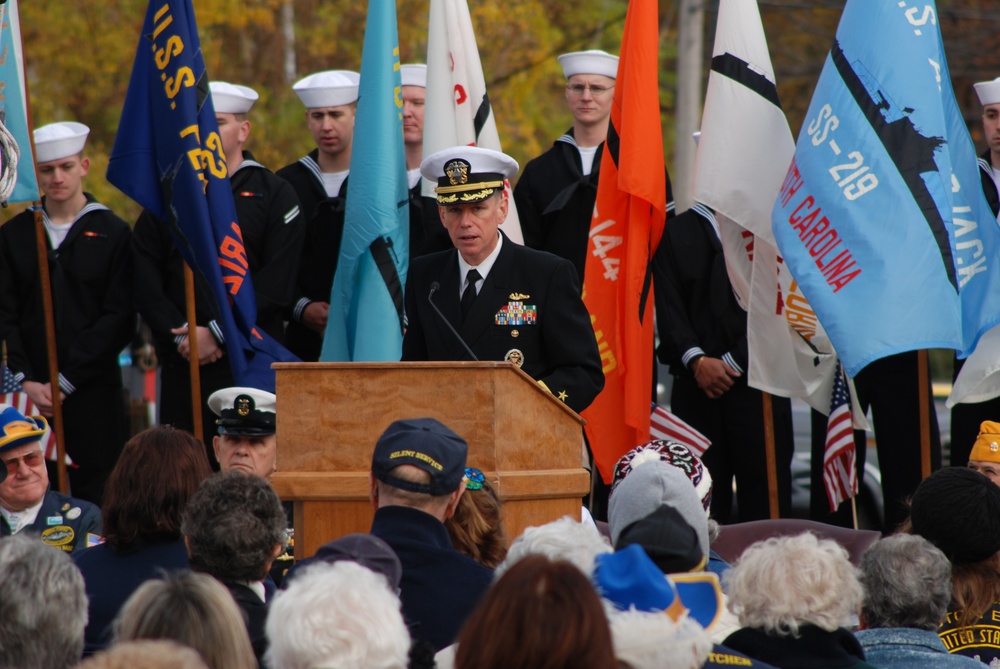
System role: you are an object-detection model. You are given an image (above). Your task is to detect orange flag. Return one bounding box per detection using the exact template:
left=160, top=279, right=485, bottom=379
left=582, top=0, right=666, bottom=483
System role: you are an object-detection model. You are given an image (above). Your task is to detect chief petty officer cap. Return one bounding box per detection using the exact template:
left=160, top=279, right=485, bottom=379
left=371, top=417, right=468, bottom=496
left=33, top=122, right=90, bottom=164
left=557, top=49, right=619, bottom=79
left=210, top=81, right=259, bottom=114
left=400, top=64, right=427, bottom=88
left=293, top=70, right=360, bottom=109
left=207, top=386, right=277, bottom=437
left=0, top=403, right=49, bottom=485
left=971, top=420, right=1000, bottom=464
left=975, top=77, right=1000, bottom=106
left=420, top=145, right=518, bottom=205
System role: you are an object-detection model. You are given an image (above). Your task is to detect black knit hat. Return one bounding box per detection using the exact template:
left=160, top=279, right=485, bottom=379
left=910, top=467, right=1000, bottom=564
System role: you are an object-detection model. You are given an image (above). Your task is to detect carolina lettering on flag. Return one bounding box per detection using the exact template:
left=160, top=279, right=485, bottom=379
left=582, top=0, right=666, bottom=483
left=0, top=0, right=38, bottom=203
left=694, top=0, right=842, bottom=417
left=823, top=362, right=857, bottom=512
left=650, top=403, right=710, bottom=458
left=771, top=0, right=1000, bottom=378
left=106, top=0, right=298, bottom=392
left=422, top=0, right=523, bottom=243
left=0, top=364, right=62, bottom=462
left=319, top=0, right=408, bottom=362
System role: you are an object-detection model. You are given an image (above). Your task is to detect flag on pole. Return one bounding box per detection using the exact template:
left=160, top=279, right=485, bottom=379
left=423, top=0, right=523, bottom=243
left=106, top=0, right=297, bottom=392
left=772, top=0, right=1000, bottom=378
left=694, top=0, right=841, bottom=417
left=582, top=0, right=665, bottom=483
left=650, top=403, right=710, bottom=458
left=319, top=0, right=408, bottom=362
left=1, top=364, right=61, bottom=462
left=822, top=362, right=857, bottom=511
left=0, top=0, right=38, bottom=203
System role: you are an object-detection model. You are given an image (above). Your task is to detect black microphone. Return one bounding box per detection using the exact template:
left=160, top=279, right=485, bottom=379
left=428, top=281, right=479, bottom=361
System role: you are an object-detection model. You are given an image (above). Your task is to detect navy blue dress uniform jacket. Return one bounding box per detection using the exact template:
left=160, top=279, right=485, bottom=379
left=133, top=153, right=304, bottom=444
left=276, top=151, right=347, bottom=361
left=513, top=129, right=602, bottom=282
left=0, top=489, right=102, bottom=552
left=370, top=505, right=492, bottom=651
left=402, top=232, right=604, bottom=414
left=0, top=196, right=133, bottom=505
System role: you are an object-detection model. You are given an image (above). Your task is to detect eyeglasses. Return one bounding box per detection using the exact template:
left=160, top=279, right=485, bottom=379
left=3, top=450, right=44, bottom=475
left=566, top=83, right=614, bottom=98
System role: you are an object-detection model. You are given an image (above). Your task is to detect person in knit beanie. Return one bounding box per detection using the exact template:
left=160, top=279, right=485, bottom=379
left=909, top=466, right=1000, bottom=665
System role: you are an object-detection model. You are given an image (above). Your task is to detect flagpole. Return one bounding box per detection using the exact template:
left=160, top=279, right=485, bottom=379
left=183, top=263, right=203, bottom=442
left=21, top=38, right=69, bottom=494
left=918, top=349, right=931, bottom=479
left=762, top=391, right=779, bottom=518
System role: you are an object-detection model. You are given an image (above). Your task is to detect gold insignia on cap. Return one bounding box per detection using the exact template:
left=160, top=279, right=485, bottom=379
left=509, top=292, right=530, bottom=300
left=505, top=349, right=524, bottom=368
left=236, top=396, right=254, bottom=416
left=444, top=159, right=470, bottom=186
left=992, top=442, right=999, bottom=452
left=511, top=329, right=519, bottom=338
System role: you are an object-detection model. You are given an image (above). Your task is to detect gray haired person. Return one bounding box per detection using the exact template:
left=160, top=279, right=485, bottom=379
left=0, top=533, right=87, bottom=669
left=182, top=471, right=287, bottom=664
left=855, top=534, right=984, bottom=669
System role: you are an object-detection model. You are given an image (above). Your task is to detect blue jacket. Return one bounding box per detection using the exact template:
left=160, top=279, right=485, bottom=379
left=855, top=627, right=985, bottom=669
left=72, top=539, right=190, bottom=655
left=1, top=489, right=101, bottom=552
left=370, top=505, right=493, bottom=651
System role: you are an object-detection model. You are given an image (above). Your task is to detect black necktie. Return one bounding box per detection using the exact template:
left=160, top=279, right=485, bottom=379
left=461, top=269, right=482, bottom=320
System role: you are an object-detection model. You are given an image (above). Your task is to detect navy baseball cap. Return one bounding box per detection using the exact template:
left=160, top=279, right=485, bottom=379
left=371, top=418, right=468, bottom=495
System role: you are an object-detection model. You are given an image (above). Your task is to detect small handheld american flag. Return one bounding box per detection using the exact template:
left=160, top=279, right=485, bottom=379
left=649, top=402, right=711, bottom=457
left=0, top=364, right=61, bottom=462
left=823, top=362, right=857, bottom=512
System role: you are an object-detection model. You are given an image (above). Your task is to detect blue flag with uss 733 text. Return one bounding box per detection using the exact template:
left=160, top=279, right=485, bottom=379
left=771, top=0, right=1000, bottom=377
left=106, top=0, right=298, bottom=391
left=319, top=0, right=409, bottom=361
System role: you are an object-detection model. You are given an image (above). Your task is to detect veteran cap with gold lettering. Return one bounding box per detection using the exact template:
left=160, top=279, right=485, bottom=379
left=33, top=122, right=89, bottom=164
left=207, top=387, right=277, bottom=437
left=210, top=81, right=259, bottom=114
left=420, top=146, right=518, bottom=205
left=971, top=421, right=1000, bottom=464
left=557, top=49, right=619, bottom=79
left=293, top=70, right=360, bottom=108
left=371, top=417, right=468, bottom=495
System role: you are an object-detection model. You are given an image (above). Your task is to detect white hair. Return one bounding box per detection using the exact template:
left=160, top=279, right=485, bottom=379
left=496, top=516, right=612, bottom=578
left=724, top=532, right=861, bottom=637
left=609, top=609, right=713, bottom=669
left=265, top=561, right=411, bottom=669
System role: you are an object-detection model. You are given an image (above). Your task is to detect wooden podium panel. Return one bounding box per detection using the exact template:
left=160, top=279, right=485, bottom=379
left=271, top=362, right=588, bottom=559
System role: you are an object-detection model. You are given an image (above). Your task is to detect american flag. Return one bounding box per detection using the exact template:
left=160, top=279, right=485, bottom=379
left=822, top=362, right=857, bottom=511
left=0, top=364, right=60, bottom=461
left=649, top=402, right=711, bottom=457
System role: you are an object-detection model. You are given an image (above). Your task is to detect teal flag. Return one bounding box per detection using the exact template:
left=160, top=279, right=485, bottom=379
left=0, top=0, right=38, bottom=203
left=320, top=0, right=409, bottom=361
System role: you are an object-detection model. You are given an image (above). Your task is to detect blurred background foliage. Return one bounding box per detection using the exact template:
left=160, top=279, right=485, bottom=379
left=12, top=0, right=1000, bottom=225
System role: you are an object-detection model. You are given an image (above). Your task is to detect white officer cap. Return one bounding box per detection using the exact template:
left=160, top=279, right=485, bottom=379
left=210, top=81, right=259, bottom=114
left=293, top=70, right=361, bottom=108
left=420, top=145, right=518, bottom=204
left=400, top=64, right=427, bottom=88
left=33, top=122, right=90, bottom=164
left=207, top=386, right=277, bottom=437
left=558, top=50, right=619, bottom=79
left=975, top=77, right=1000, bottom=106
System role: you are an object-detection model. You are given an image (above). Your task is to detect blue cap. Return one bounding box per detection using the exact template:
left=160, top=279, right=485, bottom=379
left=371, top=418, right=468, bottom=495
left=0, top=404, right=48, bottom=456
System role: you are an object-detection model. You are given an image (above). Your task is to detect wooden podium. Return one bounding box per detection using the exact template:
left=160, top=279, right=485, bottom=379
left=270, top=361, right=589, bottom=559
